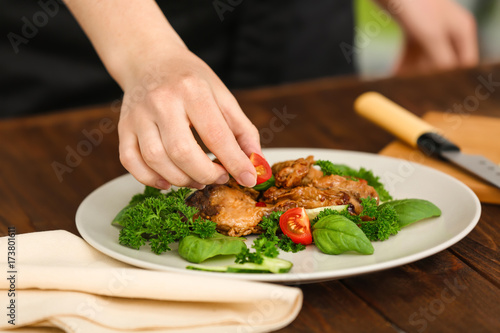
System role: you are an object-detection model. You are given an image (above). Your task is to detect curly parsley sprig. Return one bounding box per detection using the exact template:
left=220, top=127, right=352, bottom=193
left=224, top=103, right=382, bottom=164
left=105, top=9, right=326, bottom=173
left=116, top=187, right=216, bottom=254
left=235, top=211, right=306, bottom=264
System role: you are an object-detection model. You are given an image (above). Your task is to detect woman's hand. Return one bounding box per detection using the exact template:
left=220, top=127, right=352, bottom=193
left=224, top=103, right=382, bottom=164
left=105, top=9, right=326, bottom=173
left=118, top=47, right=261, bottom=190
left=65, top=0, right=261, bottom=190
left=378, top=0, right=479, bottom=75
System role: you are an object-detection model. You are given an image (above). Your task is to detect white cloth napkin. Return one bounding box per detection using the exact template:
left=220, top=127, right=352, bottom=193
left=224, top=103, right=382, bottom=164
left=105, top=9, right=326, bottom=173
left=0, top=230, right=302, bottom=333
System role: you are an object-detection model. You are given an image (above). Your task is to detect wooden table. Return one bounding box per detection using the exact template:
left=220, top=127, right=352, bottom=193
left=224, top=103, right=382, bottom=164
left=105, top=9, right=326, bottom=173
left=1, top=64, right=499, bottom=332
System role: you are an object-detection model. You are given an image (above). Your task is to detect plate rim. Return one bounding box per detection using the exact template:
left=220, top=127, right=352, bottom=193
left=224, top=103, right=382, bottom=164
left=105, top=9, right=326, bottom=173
left=76, top=148, right=481, bottom=283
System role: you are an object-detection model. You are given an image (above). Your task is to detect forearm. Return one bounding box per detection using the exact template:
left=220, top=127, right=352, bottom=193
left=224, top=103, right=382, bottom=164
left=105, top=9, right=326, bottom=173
left=65, top=0, right=261, bottom=190
left=65, top=0, right=186, bottom=89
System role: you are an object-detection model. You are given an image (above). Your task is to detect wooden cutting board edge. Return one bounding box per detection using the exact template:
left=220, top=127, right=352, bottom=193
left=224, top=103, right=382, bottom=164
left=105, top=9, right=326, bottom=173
left=379, top=112, right=500, bottom=205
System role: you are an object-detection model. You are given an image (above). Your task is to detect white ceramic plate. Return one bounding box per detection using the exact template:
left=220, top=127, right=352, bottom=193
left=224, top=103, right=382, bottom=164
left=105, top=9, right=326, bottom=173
left=76, top=148, right=481, bottom=284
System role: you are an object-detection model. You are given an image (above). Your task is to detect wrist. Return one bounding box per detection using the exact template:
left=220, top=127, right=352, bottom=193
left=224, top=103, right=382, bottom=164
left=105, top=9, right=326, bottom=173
left=110, top=41, right=188, bottom=92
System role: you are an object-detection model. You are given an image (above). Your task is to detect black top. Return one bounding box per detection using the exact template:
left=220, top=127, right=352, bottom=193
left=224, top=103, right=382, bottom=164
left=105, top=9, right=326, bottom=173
left=0, top=0, right=354, bottom=118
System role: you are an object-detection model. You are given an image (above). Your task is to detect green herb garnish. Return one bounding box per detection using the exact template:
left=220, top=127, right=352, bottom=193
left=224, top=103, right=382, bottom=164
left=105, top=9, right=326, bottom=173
left=314, top=160, right=393, bottom=201
left=235, top=211, right=305, bottom=265
left=312, top=197, right=400, bottom=241
left=312, top=215, right=374, bottom=255
left=115, top=187, right=217, bottom=254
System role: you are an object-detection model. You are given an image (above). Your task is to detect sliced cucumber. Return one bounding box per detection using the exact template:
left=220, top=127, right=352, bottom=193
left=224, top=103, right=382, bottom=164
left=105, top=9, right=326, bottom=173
left=185, top=265, right=229, bottom=273
left=186, top=257, right=293, bottom=274
left=227, top=264, right=273, bottom=274
left=305, top=205, right=348, bottom=220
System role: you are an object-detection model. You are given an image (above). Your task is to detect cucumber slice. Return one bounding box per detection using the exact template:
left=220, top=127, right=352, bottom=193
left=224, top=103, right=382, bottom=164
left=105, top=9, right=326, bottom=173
left=186, top=265, right=229, bottom=272
left=186, top=257, right=293, bottom=274
left=226, top=264, right=273, bottom=274
left=305, top=205, right=348, bottom=220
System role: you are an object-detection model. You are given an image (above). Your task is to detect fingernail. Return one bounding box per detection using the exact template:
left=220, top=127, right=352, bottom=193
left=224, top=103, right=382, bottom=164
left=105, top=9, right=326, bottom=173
left=239, top=171, right=256, bottom=187
left=215, top=174, right=229, bottom=184
left=155, top=179, right=171, bottom=190
left=193, top=183, right=206, bottom=190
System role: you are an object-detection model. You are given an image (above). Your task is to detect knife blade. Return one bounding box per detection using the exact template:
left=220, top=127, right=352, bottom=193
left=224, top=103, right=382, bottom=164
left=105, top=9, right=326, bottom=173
left=354, top=92, right=500, bottom=188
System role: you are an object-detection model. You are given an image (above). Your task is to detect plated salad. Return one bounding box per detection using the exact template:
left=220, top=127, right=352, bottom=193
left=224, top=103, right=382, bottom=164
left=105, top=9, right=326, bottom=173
left=112, top=154, right=441, bottom=274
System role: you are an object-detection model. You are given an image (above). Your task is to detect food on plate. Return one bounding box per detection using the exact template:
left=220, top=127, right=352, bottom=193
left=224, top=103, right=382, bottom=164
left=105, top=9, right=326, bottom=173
left=187, top=256, right=293, bottom=274
left=112, top=187, right=217, bottom=255
left=279, top=207, right=312, bottom=245
left=112, top=154, right=441, bottom=274
left=184, top=179, right=271, bottom=237
left=186, top=156, right=381, bottom=237
left=312, top=215, right=374, bottom=255
left=249, top=152, right=273, bottom=185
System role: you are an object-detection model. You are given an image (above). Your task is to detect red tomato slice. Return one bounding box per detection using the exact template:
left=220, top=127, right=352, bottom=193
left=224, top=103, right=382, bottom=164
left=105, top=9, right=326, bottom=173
left=279, top=207, right=312, bottom=245
left=249, top=153, right=272, bottom=185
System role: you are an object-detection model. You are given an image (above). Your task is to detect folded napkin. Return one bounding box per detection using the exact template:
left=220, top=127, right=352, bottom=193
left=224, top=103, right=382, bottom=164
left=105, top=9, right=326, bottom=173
left=0, top=230, right=302, bottom=333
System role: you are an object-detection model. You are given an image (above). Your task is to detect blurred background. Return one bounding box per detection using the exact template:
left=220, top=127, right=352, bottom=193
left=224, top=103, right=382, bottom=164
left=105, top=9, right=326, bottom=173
left=355, top=0, right=500, bottom=78
left=1, top=0, right=499, bottom=118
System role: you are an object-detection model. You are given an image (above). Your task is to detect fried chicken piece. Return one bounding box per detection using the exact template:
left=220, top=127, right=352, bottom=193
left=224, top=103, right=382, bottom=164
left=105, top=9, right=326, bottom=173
left=263, top=173, right=380, bottom=214
left=272, top=155, right=322, bottom=188
left=186, top=184, right=272, bottom=237
left=262, top=186, right=350, bottom=209
left=226, top=177, right=260, bottom=200
left=301, top=167, right=323, bottom=185
left=186, top=156, right=381, bottom=236
left=312, top=175, right=379, bottom=202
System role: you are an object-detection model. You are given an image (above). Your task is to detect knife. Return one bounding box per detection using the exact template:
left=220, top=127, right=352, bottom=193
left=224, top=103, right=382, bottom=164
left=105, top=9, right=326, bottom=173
left=354, top=91, right=500, bottom=188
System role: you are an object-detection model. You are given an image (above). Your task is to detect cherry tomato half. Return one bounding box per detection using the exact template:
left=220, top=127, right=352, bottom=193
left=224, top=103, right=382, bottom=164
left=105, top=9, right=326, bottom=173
left=249, top=153, right=272, bottom=185
left=279, top=207, right=313, bottom=245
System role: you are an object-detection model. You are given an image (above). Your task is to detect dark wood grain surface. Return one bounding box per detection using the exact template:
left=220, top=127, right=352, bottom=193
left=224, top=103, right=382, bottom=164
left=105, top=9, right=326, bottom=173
left=1, top=64, right=499, bottom=333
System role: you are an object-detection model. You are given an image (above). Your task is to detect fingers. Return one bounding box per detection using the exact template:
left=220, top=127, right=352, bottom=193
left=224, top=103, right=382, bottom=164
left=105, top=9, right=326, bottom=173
left=182, top=82, right=258, bottom=187
left=392, top=0, right=479, bottom=75
left=420, top=34, right=458, bottom=71
left=210, top=85, right=262, bottom=159
left=449, top=12, right=479, bottom=68
left=120, top=86, right=259, bottom=188
left=154, top=104, right=231, bottom=186
left=119, top=114, right=217, bottom=190
left=118, top=123, right=172, bottom=190
left=135, top=120, right=208, bottom=189
left=117, top=49, right=262, bottom=189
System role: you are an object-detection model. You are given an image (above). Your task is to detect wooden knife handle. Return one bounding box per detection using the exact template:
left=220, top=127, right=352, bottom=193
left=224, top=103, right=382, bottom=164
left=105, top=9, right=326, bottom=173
left=354, top=92, right=436, bottom=148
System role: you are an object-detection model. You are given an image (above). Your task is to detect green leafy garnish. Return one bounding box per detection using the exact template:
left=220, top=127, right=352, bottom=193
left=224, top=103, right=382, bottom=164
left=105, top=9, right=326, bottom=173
left=314, top=160, right=393, bottom=201
left=112, top=186, right=164, bottom=227
left=378, top=199, right=442, bottom=227
left=129, top=186, right=164, bottom=205
left=115, top=188, right=217, bottom=255
left=253, top=175, right=276, bottom=191
left=312, top=197, right=400, bottom=241
left=312, top=215, right=374, bottom=255
left=359, top=199, right=400, bottom=241
left=178, top=233, right=246, bottom=263
left=311, top=197, right=441, bottom=243
left=235, top=211, right=305, bottom=265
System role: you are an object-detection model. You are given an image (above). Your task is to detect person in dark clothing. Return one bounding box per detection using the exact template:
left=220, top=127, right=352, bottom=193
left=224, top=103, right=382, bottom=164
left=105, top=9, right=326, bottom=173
left=1, top=1, right=355, bottom=117
left=0, top=0, right=478, bottom=190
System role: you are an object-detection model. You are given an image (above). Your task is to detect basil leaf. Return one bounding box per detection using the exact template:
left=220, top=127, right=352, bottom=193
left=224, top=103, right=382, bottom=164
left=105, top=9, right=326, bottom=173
left=312, top=215, right=374, bottom=255
left=111, top=205, right=132, bottom=227
left=378, top=199, right=441, bottom=228
left=178, top=233, right=247, bottom=263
